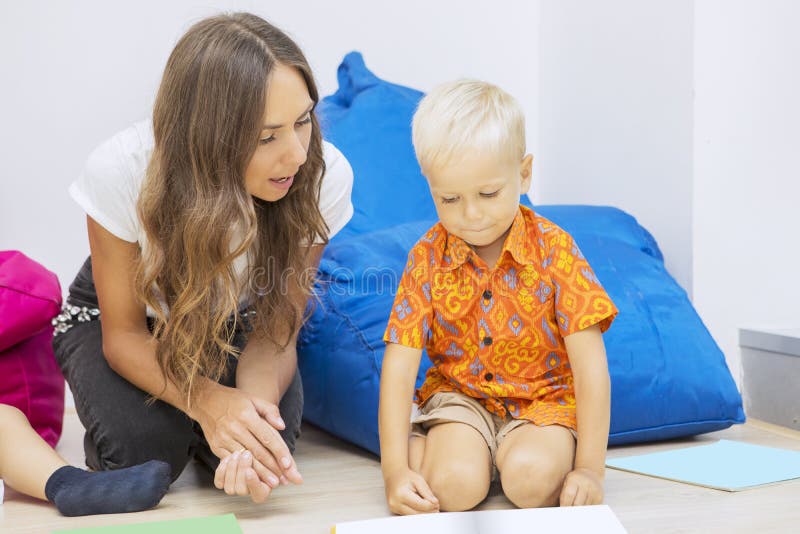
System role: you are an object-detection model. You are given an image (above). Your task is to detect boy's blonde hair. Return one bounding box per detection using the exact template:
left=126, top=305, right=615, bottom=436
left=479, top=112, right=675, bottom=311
left=412, top=79, right=526, bottom=174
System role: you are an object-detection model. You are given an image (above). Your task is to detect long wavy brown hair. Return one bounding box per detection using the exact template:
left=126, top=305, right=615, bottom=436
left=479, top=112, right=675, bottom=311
left=135, top=12, right=328, bottom=403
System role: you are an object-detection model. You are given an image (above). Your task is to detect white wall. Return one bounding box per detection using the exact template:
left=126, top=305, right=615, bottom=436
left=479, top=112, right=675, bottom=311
left=0, top=0, right=540, bottom=294
left=3, top=1, right=796, bottom=391
left=693, top=0, right=800, bottom=384
left=0, top=0, right=696, bottom=308
left=538, top=0, right=695, bottom=296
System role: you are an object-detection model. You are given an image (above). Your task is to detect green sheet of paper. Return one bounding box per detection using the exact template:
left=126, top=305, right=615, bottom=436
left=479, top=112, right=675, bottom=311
left=606, top=439, right=800, bottom=491
left=53, top=513, right=242, bottom=534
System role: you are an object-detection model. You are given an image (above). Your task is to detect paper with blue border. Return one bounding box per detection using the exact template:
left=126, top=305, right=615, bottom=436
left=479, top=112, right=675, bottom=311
left=606, top=439, right=800, bottom=491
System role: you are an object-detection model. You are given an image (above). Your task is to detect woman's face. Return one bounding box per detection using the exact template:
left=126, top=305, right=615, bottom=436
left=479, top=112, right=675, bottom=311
left=244, top=63, right=314, bottom=202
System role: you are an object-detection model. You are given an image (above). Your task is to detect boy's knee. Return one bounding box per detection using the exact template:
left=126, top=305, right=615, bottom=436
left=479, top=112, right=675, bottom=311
left=500, top=453, right=568, bottom=508
left=424, top=463, right=490, bottom=511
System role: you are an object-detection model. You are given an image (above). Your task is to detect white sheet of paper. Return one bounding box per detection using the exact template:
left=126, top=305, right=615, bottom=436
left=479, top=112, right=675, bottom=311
left=334, top=505, right=627, bottom=534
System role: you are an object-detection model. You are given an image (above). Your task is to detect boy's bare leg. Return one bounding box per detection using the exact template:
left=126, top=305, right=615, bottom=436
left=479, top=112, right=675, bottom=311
left=417, top=422, right=492, bottom=512
left=495, top=424, right=576, bottom=508
left=0, top=404, right=67, bottom=500
left=408, top=434, right=426, bottom=472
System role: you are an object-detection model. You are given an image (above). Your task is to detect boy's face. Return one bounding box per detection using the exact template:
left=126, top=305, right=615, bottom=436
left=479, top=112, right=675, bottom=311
left=425, top=151, right=533, bottom=249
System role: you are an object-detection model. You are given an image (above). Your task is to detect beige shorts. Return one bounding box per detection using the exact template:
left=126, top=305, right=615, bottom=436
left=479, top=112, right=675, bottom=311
left=410, top=391, right=577, bottom=476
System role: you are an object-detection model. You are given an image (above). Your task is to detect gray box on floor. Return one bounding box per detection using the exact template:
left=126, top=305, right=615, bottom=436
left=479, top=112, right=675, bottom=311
left=740, top=328, right=800, bottom=431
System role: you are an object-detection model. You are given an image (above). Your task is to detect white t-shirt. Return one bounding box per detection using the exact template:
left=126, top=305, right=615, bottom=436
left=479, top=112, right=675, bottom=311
left=70, top=119, right=354, bottom=316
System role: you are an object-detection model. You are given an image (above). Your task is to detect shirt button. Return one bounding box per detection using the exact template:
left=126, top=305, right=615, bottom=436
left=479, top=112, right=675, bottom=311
left=483, top=289, right=492, bottom=300
left=483, top=336, right=493, bottom=346
left=485, top=372, right=494, bottom=381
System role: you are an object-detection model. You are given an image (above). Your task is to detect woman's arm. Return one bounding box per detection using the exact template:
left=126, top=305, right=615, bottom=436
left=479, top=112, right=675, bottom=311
left=87, top=216, right=298, bottom=496
left=561, top=323, right=611, bottom=505
left=88, top=215, right=203, bottom=413
left=235, top=245, right=325, bottom=402
left=235, top=331, right=298, bottom=405
left=213, top=243, right=325, bottom=492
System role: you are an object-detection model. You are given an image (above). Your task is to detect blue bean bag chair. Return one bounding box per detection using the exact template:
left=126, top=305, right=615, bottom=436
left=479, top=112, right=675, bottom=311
left=298, top=52, right=744, bottom=455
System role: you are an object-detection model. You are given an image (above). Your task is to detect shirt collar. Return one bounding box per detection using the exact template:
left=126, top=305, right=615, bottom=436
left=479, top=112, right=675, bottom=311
left=441, top=206, right=536, bottom=271
left=503, top=206, right=538, bottom=266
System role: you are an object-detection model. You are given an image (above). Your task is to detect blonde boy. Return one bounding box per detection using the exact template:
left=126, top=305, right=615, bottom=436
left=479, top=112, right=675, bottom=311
left=379, top=80, right=618, bottom=514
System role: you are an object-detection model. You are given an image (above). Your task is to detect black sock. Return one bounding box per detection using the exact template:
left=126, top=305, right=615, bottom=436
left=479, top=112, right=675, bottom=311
left=44, top=460, right=171, bottom=517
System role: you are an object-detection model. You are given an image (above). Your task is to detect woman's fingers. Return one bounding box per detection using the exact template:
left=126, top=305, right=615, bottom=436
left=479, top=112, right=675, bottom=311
left=252, top=458, right=281, bottom=488
left=248, top=417, right=303, bottom=484
left=207, top=394, right=300, bottom=486
left=217, top=421, right=288, bottom=488
left=251, top=397, right=286, bottom=430
left=234, top=429, right=285, bottom=486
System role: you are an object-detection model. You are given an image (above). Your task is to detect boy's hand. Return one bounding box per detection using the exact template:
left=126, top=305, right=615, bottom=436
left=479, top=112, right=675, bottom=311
left=384, top=468, right=440, bottom=515
left=559, top=467, right=604, bottom=506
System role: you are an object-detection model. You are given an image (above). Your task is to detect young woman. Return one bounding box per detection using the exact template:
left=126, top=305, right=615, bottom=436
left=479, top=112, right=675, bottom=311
left=54, top=12, right=353, bottom=504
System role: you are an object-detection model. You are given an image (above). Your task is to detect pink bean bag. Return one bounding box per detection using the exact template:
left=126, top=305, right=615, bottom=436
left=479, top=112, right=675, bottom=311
left=0, top=251, right=64, bottom=447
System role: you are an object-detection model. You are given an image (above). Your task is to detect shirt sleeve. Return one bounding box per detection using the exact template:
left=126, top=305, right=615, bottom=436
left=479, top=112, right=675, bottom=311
left=383, top=242, right=434, bottom=349
left=547, top=229, right=618, bottom=337
left=68, top=135, right=140, bottom=243
left=318, top=141, right=354, bottom=243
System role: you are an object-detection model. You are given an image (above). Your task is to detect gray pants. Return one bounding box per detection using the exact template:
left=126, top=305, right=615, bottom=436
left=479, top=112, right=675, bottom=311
left=53, top=257, right=303, bottom=481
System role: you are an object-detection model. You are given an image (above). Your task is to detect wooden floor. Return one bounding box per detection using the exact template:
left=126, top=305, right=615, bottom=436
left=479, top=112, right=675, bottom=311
left=2, top=411, right=799, bottom=533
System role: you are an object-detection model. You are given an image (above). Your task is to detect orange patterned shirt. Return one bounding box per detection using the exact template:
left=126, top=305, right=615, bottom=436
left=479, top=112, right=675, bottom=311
left=383, top=205, right=617, bottom=430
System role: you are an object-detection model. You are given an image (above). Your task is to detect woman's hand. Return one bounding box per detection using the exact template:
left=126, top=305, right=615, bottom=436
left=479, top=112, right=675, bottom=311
left=191, top=383, right=303, bottom=488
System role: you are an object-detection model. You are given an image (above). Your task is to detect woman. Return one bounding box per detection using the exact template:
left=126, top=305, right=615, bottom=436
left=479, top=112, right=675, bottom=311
left=54, top=12, right=354, bottom=503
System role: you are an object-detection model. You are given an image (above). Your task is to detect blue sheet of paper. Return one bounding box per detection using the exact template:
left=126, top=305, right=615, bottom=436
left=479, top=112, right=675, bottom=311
left=606, top=439, right=800, bottom=491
